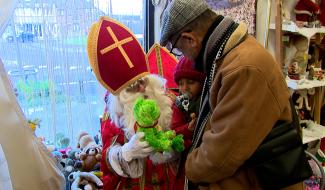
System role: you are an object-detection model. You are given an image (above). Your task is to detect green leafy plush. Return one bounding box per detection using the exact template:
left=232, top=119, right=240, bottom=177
left=133, top=97, right=184, bottom=152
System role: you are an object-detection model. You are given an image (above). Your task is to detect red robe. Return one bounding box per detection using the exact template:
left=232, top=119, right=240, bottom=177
left=100, top=104, right=192, bottom=190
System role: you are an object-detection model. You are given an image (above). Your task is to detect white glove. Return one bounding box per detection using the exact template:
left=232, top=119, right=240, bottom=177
left=121, top=132, right=154, bottom=162
left=149, top=150, right=179, bottom=165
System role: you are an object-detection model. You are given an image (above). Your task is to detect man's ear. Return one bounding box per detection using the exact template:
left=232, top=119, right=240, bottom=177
left=181, top=32, right=198, bottom=48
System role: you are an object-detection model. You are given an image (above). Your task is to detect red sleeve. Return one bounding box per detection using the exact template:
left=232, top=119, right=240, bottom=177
left=100, top=118, right=125, bottom=189
left=171, top=103, right=193, bottom=149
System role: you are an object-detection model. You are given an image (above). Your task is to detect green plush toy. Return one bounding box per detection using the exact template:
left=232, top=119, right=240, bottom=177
left=133, top=97, right=184, bottom=152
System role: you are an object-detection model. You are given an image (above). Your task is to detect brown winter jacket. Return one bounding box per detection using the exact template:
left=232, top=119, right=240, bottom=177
left=185, top=31, right=297, bottom=189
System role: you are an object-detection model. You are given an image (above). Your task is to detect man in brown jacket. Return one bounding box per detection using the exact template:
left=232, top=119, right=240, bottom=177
left=160, top=0, right=302, bottom=189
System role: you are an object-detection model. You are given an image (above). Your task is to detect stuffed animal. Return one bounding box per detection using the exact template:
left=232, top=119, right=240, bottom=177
left=75, top=146, right=102, bottom=172
left=296, top=89, right=315, bottom=110
left=293, top=36, right=309, bottom=75
left=68, top=148, right=82, bottom=161
left=288, top=61, right=300, bottom=80
left=294, top=0, right=320, bottom=27
left=77, top=131, right=98, bottom=151
left=68, top=171, right=103, bottom=190
left=133, top=97, right=184, bottom=152
left=60, top=158, right=76, bottom=177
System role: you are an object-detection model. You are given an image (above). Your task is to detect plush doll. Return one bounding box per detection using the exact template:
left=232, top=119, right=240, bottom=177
left=296, top=89, right=315, bottom=111
left=77, top=131, right=98, bottom=151
left=60, top=158, right=76, bottom=177
left=68, top=148, right=82, bottom=161
left=68, top=171, right=103, bottom=190
left=293, top=36, right=309, bottom=75
left=133, top=97, right=185, bottom=152
left=288, top=61, right=300, bottom=80
left=295, top=0, right=320, bottom=27
left=175, top=92, right=201, bottom=122
left=51, top=150, right=63, bottom=164
left=75, top=146, right=102, bottom=172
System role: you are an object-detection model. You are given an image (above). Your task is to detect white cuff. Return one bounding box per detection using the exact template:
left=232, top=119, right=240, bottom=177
left=108, top=145, right=127, bottom=177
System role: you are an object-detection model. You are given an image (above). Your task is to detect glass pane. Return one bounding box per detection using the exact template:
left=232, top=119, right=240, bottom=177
left=0, top=0, right=146, bottom=147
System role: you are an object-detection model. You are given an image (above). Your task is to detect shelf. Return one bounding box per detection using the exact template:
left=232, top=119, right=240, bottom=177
left=302, top=120, right=325, bottom=144
left=270, top=21, right=325, bottom=39
left=286, top=78, right=325, bottom=90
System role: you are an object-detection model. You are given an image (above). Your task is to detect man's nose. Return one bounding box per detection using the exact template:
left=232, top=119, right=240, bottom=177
left=138, top=84, right=146, bottom=93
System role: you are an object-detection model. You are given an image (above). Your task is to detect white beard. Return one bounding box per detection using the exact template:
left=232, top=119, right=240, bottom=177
left=107, top=74, right=173, bottom=139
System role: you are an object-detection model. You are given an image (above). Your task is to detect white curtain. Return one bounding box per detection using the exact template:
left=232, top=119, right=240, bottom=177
left=0, top=0, right=18, bottom=35
left=0, top=0, right=145, bottom=146
left=0, top=1, right=145, bottom=189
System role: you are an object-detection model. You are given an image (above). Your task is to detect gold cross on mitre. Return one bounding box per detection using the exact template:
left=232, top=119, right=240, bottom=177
left=100, top=26, right=134, bottom=68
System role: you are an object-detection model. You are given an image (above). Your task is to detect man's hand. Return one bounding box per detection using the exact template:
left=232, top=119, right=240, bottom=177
left=188, top=113, right=197, bottom=131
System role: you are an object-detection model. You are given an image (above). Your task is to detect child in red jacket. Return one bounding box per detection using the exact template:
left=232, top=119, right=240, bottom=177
left=172, top=56, right=206, bottom=136
left=171, top=56, right=206, bottom=188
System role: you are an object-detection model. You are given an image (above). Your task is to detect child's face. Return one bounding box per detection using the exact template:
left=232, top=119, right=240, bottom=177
left=178, top=78, right=203, bottom=100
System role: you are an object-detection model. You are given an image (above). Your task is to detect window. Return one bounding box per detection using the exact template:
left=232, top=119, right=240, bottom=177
left=0, top=0, right=146, bottom=148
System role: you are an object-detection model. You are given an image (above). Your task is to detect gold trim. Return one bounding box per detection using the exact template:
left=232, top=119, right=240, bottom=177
left=87, top=16, right=150, bottom=95
left=87, top=22, right=101, bottom=88
left=152, top=172, right=160, bottom=190
left=113, top=72, right=150, bottom=95
left=147, top=43, right=178, bottom=63
left=100, top=16, right=147, bottom=57
left=154, top=45, right=163, bottom=76
left=140, top=160, right=146, bottom=190
left=100, top=26, right=134, bottom=68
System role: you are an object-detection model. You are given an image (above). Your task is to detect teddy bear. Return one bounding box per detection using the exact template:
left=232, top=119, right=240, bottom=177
left=75, top=132, right=102, bottom=171
left=75, top=146, right=102, bottom=172
left=133, top=97, right=184, bottom=153
left=68, top=171, right=103, bottom=190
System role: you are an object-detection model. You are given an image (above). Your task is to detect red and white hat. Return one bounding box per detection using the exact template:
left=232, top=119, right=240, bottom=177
left=87, top=16, right=149, bottom=95
left=294, top=0, right=320, bottom=20
left=147, top=43, right=178, bottom=90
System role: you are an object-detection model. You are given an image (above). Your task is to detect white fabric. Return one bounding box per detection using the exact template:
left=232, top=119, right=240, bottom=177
left=121, top=132, right=154, bottom=162
left=0, top=60, right=65, bottom=189
left=109, top=145, right=145, bottom=178
left=0, top=144, right=13, bottom=190
left=108, top=145, right=127, bottom=177
left=0, top=0, right=17, bottom=35
left=149, top=150, right=179, bottom=165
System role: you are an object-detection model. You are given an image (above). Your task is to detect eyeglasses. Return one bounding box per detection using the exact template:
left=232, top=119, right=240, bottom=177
left=126, top=77, right=149, bottom=92
left=169, top=34, right=183, bottom=57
